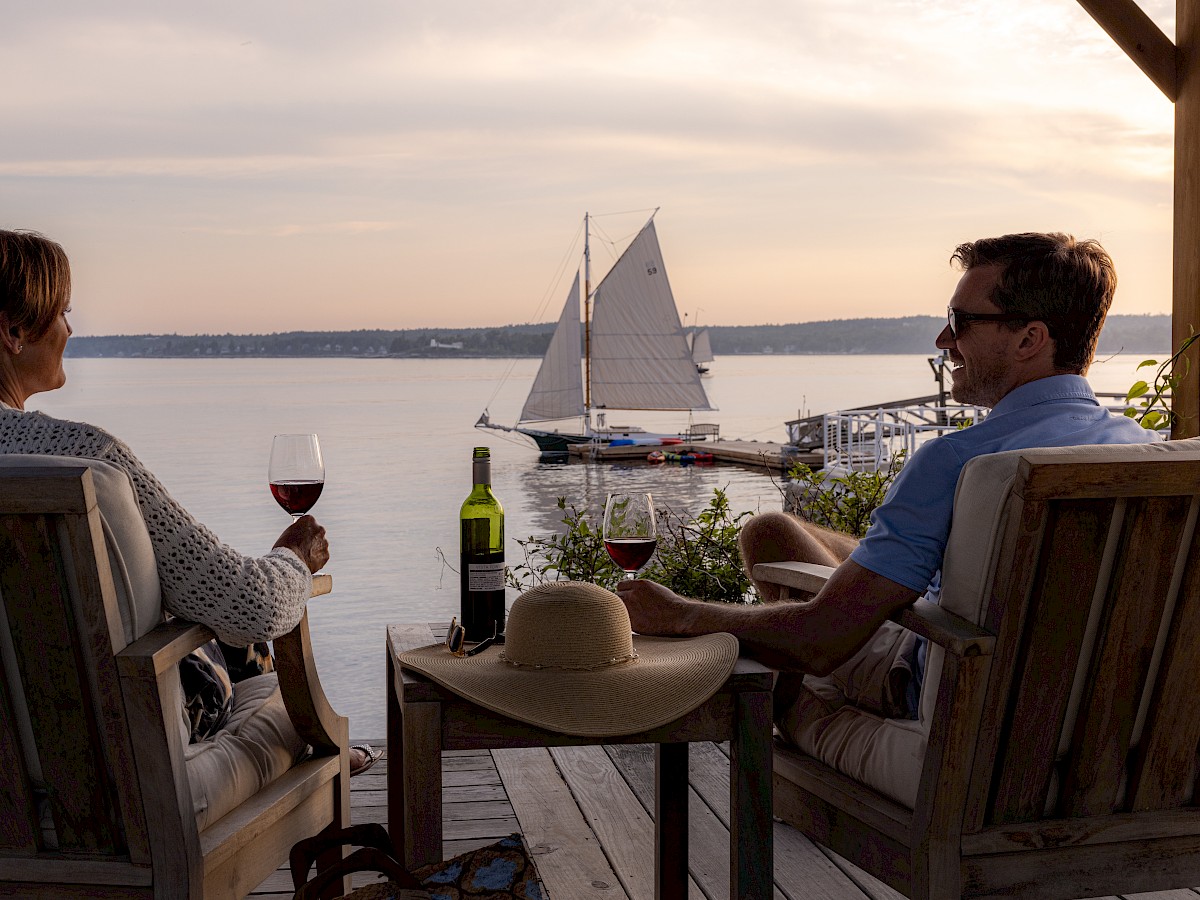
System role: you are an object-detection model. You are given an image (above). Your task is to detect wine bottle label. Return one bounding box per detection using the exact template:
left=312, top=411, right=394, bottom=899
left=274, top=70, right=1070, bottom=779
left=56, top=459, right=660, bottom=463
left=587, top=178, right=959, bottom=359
left=467, top=561, right=505, bottom=591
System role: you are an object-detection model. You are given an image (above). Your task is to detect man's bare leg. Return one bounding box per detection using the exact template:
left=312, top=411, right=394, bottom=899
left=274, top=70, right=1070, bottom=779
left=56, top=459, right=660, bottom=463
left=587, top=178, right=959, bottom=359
left=738, top=512, right=859, bottom=602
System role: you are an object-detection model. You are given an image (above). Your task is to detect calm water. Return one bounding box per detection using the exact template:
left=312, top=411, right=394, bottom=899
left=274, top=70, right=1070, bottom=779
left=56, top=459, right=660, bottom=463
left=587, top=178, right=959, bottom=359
left=28, top=353, right=1156, bottom=737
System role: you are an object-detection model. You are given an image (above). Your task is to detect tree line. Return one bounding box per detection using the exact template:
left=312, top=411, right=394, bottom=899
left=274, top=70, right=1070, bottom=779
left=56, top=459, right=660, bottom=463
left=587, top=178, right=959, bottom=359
left=64, top=315, right=1170, bottom=359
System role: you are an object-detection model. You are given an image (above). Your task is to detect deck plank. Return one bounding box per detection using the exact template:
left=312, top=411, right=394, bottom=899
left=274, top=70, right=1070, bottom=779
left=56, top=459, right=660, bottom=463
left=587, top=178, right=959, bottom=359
left=688, top=741, right=874, bottom=900
left=548, top=744, right=706, bottom=900
left=494, top=746, right=632, bottom=900
left=605, top=742, right=779, bottom=899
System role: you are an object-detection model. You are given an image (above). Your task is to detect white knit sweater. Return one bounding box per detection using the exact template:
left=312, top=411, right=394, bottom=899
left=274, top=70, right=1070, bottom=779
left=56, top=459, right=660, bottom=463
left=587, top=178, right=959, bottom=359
left=0, top=406, right=311, bottom=645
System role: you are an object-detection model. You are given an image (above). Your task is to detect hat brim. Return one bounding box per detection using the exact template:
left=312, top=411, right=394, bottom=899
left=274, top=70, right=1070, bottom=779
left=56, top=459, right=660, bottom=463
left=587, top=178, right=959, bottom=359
left=398, top=633, right=740, bottom=737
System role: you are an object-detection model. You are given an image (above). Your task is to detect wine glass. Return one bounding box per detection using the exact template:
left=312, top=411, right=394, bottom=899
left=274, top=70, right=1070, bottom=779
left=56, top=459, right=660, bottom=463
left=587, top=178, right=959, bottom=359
left=269, top=434, right=325, bottom=521
left=603, top=492, right=657, bottom=578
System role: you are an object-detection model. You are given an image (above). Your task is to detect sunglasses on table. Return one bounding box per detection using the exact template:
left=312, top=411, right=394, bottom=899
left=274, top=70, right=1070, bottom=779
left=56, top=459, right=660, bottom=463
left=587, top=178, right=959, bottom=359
left=444, top=617, right=504, bottom=657
left=945, top=307, right=1034, bottom=339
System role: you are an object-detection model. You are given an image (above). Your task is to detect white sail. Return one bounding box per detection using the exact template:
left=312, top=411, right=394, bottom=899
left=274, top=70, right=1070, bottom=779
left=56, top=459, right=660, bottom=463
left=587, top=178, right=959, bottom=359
left=518, top=273, right=584, bottom=423
left=691, top=327, right=714, bottom=364
left=589, top=220, right=713, bottom=411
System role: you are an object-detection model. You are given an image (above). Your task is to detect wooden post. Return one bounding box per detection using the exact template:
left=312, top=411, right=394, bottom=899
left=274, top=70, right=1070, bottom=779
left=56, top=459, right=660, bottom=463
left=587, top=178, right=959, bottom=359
left=1174, top=4, right=1200, bottom=437
left=1075, top=1, right=1199, bottom=436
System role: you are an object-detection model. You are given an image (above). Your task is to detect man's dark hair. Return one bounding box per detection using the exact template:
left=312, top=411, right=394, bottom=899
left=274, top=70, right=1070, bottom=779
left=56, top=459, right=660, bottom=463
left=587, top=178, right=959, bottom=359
left=951, top=232, right=1115, bottom=373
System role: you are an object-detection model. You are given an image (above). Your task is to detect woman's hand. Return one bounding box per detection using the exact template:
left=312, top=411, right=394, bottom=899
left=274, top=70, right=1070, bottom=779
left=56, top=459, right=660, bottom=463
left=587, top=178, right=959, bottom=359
left=273, top=515, right=330, bottom=573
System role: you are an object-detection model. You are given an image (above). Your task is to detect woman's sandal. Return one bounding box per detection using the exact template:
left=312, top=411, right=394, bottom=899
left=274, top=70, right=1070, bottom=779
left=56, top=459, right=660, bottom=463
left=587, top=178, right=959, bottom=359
left=349, top=743, right=383, bottom=777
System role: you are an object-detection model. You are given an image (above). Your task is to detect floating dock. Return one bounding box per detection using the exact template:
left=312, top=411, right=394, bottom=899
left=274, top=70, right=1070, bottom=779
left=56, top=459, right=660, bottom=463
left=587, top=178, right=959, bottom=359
left=568, top=439, right=822, bottom=473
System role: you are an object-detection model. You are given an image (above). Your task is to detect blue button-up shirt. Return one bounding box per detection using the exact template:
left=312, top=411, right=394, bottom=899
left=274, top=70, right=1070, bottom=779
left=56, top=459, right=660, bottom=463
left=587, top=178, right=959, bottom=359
left=851, top=374, right=1158, bottom=595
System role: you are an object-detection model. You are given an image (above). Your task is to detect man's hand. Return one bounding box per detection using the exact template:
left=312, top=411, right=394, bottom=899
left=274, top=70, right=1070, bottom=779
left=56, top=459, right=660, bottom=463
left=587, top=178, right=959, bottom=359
left=614, top=579, right=695, bottom=636
left=273, top=515, right=330, bottom=574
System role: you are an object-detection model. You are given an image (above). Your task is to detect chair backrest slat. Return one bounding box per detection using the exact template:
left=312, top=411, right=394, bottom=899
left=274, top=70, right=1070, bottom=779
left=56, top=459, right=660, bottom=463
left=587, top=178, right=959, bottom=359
left=0, top=504, right=125, bottom=854
left=0, top=599, right=39, bottom=851
left=1127, top=505, right=1200, bottom=811
left=976, top=456, right=1200, bottom=828
left=1057, top=494, right=1189, bottom=818
left=985, top=498, right=1115, bottom=825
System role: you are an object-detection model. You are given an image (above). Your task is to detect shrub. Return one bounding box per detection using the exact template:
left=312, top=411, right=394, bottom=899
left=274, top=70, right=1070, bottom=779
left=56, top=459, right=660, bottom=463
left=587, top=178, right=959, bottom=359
left=783, top=452, right=905, bottom=539
left=507, top=488, right=754, bottom=603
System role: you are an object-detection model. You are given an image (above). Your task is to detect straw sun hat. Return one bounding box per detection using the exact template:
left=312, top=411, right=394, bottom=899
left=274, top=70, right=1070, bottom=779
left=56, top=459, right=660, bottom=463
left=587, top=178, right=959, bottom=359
left=398, top=581, right=740, bottom=737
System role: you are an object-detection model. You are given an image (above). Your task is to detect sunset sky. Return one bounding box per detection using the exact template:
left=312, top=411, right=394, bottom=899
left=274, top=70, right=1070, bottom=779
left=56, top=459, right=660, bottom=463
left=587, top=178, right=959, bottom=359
left=1, top=1, right=1177, bottom=336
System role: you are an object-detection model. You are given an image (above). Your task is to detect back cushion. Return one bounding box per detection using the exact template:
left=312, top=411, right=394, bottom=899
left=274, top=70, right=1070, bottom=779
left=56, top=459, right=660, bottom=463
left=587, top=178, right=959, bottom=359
left=0, top=454, right=162, bottom=646
left=920, top=437, right=1200, bottom=729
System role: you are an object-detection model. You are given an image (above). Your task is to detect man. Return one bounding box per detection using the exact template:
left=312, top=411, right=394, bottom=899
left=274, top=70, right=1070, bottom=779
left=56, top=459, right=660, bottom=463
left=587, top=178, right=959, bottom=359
left=617, top=232, right=1158, bottom=727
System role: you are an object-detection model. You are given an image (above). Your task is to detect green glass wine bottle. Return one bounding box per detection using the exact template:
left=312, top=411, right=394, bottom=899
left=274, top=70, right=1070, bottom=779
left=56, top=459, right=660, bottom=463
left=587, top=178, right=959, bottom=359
left=459, top=447, right=505, bottom=641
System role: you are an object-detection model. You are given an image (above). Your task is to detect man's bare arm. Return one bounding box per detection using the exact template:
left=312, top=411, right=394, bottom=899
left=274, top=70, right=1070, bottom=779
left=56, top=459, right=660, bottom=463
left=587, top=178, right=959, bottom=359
left=615, top=560, right=918, bottom=675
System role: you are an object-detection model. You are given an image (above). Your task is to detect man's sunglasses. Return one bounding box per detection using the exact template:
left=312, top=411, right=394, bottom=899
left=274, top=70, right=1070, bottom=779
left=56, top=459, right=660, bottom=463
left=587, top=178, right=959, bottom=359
left=946, top=306, right=1032, bottom=339
left=444, top=617, right=504, bottom=657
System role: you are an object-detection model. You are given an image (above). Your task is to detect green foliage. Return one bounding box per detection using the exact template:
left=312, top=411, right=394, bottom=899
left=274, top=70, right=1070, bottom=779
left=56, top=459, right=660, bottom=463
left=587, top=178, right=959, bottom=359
left=784, top=452, right=905, bottom=538
left=507, top=489, right=755, bottom=603
left=1124, top=331, right=1200, bottom=433
left=507, top=498, right=622, bottom=589
left=641, top=489, right=753, bottom=603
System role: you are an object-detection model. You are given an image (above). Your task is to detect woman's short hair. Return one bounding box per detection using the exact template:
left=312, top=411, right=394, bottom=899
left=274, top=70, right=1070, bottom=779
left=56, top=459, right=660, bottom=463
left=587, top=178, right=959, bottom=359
left=0, top=230, right=72, bottom=342
left=951, top=232, right=1115, bottom=373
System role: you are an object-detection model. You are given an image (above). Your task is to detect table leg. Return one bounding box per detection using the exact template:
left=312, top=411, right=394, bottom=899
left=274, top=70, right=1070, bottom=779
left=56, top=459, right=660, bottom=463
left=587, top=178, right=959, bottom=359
left=655, top=742, right=689, bottom=900
left=402, top=700, right=443, bottom=869
left=730, top=688, right=773, bottom=900
left=386, top=651, right=403, bottom=861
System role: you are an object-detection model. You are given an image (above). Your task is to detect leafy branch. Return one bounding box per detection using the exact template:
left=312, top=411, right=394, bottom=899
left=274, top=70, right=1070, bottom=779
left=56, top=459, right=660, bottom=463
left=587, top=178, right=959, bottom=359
left=783, top=452, right=905, bottom=538
left=1123, top=331, right=1200, bottom=433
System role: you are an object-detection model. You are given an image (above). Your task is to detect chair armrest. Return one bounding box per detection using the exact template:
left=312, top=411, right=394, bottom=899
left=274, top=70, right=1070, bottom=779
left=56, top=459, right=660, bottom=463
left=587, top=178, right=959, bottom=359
left=116, top=619, right=217, bottom=678
left=115, top=574, right=333, bottom=678
left=892, top=600, right=994, bottom=658
left=753, top=561, right=994, bottom=658
left=752, top=561, right=835, bottom=598
left=275, top=606, right=348, bottom=755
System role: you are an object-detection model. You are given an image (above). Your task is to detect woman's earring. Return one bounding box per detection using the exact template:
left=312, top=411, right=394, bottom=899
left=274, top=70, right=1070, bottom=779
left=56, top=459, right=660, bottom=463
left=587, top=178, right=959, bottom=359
left=15, top=344, right=22, bottom=353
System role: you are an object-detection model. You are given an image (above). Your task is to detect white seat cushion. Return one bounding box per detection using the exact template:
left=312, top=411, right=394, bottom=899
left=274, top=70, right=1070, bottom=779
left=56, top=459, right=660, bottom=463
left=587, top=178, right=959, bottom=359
left=185, top=672, right=308, bottom=831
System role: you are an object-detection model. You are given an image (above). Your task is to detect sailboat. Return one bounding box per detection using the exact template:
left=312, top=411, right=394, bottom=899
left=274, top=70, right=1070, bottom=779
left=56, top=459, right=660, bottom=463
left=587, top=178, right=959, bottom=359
left=476, top=212, right=718, bottom=454
left=688, top=327, right=714, bottom=375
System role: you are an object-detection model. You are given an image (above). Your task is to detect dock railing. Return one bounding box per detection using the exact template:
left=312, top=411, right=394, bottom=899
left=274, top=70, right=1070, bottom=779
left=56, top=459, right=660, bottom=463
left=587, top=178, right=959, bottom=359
left=818, top=392, right=1145, bottom=475
left=822, top=404, right=987, bottom=474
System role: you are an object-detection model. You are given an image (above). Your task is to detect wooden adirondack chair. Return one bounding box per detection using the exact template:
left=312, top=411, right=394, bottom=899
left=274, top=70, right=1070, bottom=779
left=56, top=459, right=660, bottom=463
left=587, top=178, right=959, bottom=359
left=755, top=438, right=1200, bottom=900
left=0, top=459, right=350, bottom=899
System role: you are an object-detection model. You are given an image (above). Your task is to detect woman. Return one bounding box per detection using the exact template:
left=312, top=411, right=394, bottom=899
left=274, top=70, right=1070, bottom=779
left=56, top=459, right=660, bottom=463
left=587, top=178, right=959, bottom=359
left=0, top=229, right=378, bottom=774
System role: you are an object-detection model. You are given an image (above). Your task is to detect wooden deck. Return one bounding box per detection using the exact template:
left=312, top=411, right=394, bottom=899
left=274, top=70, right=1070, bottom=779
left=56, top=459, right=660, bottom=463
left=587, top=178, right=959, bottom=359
left=249, top=739, right=1200, bottom=900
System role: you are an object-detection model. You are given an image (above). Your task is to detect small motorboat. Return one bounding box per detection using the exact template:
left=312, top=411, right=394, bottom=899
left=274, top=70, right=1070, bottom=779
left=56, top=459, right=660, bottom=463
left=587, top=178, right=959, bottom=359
left=663, top=450, right=715, bottom=466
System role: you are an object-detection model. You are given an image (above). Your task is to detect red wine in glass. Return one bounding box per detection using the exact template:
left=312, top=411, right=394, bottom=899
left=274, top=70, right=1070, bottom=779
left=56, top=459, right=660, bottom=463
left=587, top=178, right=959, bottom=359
left=270, top=480, right=324, bottom=517
left=603, top=492, right=657, bottom=577
left=604, top=537, right=658, bottom=572
left=269, top=434, right=325, bottom=521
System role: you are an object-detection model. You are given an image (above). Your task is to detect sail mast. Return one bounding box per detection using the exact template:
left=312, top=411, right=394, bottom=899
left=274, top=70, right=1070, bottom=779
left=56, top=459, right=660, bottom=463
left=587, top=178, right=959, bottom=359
left=583, top=211, right=592, bottom=414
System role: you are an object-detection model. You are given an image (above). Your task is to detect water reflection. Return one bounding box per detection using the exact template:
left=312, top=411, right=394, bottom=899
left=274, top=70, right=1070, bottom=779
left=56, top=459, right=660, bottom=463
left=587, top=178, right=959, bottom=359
left=509, top=455, right=786, bottom=541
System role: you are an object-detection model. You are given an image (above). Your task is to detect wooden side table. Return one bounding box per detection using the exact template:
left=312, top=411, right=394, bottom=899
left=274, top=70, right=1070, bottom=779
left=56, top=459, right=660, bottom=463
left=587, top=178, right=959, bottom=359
left=386, top=623, right=774, bottom=900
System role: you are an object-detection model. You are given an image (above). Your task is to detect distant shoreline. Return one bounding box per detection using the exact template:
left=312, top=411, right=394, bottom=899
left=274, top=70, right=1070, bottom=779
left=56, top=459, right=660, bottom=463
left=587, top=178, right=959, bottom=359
left=63, top=314, right=1171, bottom=360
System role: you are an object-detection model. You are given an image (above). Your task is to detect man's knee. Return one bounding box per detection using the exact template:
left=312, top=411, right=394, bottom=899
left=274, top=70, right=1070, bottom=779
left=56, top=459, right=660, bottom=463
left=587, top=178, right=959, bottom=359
left=739, top=511, right=804, bottom=561
left=740, top=511, right=839, bottom=568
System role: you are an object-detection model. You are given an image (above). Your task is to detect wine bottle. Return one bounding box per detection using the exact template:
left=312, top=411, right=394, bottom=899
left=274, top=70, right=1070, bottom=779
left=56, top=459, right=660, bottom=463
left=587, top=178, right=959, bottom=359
left=459, top=446, right=505, bottom=641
